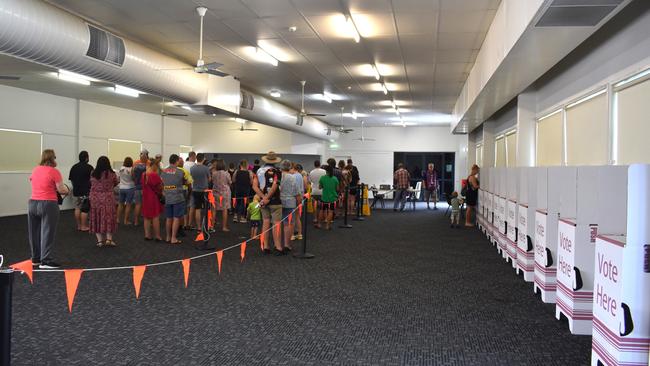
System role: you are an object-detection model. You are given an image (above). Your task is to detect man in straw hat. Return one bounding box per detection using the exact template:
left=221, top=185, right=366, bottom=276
left=252, top=151, right=285, bottom=255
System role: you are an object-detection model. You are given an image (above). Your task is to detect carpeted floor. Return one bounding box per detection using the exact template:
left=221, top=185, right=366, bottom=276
left=3, top=206, right=591, bottom=365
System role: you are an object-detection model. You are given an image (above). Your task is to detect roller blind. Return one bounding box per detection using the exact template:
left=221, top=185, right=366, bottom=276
left=108, top=139, right=141, bottom=168
left=616, top=77, right=650, bottom=164
left=536, top=111, right=563, bottom=166
left=180, top=145, right=193, bottom=154
left=0, top=129, right=42, bottom=172
left=565, top=91, right=608, bottom=165
left=476, top=144, right=483, bottom=168
left=495, top=136, right=506, bottom=167
left=506, top=131, right=517, bottom=167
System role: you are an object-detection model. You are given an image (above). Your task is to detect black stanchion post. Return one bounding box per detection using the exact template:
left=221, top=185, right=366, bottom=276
left=294, top=200, right=314, bottom=259
left=1, top=269, right=14, bottom=366
left=353, top=184, right=365, bottom=221
left=339, top=184, right=352, bottom=229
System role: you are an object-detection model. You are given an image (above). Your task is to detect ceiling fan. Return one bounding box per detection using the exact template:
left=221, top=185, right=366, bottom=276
left=160, top=98, right=188, bottom=117
left=325, top=107, right=353, bottom=134
left=297, top=80, right=326, bottom=125
left=230, top=121, right=258, bottom=132
left=353, top=121, right=375, bottom=142
left=157, top=7, right=228, bottom=77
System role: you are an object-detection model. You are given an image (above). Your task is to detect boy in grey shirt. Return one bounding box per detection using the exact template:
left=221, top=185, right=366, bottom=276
left=161, top=154, right=187, bottom=244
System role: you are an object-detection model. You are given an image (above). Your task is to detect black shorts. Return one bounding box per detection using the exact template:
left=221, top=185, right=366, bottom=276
left=192, top=191, right=206, bottom=209
left=321, top=202, right=335, bottom=211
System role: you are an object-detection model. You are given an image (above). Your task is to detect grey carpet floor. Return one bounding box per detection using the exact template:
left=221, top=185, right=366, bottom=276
left=2, top=207, right=591, bottom=365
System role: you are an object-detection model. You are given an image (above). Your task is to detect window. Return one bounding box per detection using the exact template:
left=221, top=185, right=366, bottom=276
left=0, top=129, right=42, bottom=172
left=565, top=89, right=608, bottom=165
left=495, top=135, right=506, bottom=167
left=108, top=139, right=141, bottom=168
left=614, top=70, right=650, bottom=164
left=475, top=143, right=483, bottom=168
left=505, top=130, right=517, bottom=167
left=179, top=145, right=193, bottom=160
left=536, top=110, right=563, bottom=166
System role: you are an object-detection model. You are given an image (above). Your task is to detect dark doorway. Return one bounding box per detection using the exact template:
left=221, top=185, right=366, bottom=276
left=393, top=152, right=455, bottom=200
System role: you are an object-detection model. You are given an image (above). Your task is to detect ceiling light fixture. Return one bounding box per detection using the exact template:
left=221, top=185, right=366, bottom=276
left=255, top=47, right=278, bottom=66
left=346, top=15, right=361, bottom=43
left=351, top=112, right=357, bottom=120
left=114, top=85, right=141, bottom=98
left=371, top=65, right=380, bottom=80
left=182, top=106, right=192, bottom=111
left=57, top=69, right=92, bottom=86
left=381, top=83, right=388, bottom=95
left=288, top=26, right=297, bottom=32
left=269, top=90, right=281, bottom=98
left=323, top=93, right=332, bottom=104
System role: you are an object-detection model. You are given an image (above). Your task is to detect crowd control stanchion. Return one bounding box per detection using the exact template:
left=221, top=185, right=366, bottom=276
left=339, top=184, right=353, bottom=229
left=1, top=268, right=14, bottom=366
left=353, top=184, right=365, bottom=221
left=294, top=200, right=315, bottom=259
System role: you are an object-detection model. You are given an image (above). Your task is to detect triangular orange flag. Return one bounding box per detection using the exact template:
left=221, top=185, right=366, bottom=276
left=64, top=269, right=83, bottom=313
left=260, top=232, right=265, bottom=248
left=195, top=232, right=205, bottom=242
left=216, top=250, right=223, bottom=274
left=10, top=260, right=33, bottom=284
left=207, top=210, right=213, bottom=229
left=274, top=223, right=281, bottom=237
left=240, top=242, right=247, bottom=262
left=182, top=259, right=190, bottom=288
left=132, top=265, right=146, bottom=299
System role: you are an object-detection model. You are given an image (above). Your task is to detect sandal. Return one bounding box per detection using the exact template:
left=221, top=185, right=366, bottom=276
left=170, top=240, right=182, bottom=245
left=106, top=240, right=117, bottom=247
left=96, top=241, right=104, bottom=247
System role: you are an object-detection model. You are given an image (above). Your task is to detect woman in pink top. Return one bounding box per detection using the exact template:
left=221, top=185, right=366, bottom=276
left=28, top=149, right=69, bottom=269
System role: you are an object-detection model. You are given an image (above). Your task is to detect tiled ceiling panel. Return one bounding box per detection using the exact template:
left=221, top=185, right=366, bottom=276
left=39, top=0, right=501, bottom=127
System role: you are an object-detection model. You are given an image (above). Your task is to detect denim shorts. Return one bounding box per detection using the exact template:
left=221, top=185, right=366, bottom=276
left=119, top=188, right=135, bottom=204
left=249, top=220, right=260, bottom=228
left=165, top=202, right=186, bottom=218
left=134, top=189, right=143, bottom=204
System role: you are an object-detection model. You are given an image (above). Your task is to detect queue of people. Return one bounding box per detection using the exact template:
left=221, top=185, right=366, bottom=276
left=28, top=149, right=365, bottom=267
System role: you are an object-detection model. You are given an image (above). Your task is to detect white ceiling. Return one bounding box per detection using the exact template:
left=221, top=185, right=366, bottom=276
left=43, top=0, right=500, bottom=127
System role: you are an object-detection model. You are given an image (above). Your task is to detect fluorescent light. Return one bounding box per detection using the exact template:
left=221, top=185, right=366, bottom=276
left=114, top=85, right=141, bottom=98
left=181, top=106, right=192, bottom=111
left=255, top=47, right=278, bottom=66
left=381, top=83, right=388, bottom=95
left=57, top=69, right=91, bottom=85
left=351, top=112, right=357, bottom=120
left=346, top=16, right=360, bottom=43
left=614, top=68, right=650, bottom=88
left=323, top=93, right=332, bottom=104
left=269, top=90, right=281, bottom=98
left=371, top=65, right=380, bottom=80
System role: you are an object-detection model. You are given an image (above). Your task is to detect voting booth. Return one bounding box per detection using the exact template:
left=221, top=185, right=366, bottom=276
left=556, top=166, right=628, bottom=335
left=487, top=168, right=496, bottom=245
left=496, top=168, right=509, bottom=260
left=534, top=167, right=570, bottom=303
left=506, top=168, right=519, bottom=269
left=591, top=164, right=650, bottom=366
left=517, top=167, right=537, bottom=282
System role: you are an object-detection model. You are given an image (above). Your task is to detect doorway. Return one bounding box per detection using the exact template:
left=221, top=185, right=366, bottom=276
left=393, top=152, right=455, bottom=200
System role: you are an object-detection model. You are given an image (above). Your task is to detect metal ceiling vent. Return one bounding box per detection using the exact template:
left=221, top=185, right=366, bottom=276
left=240, top=90, right=255, bottom=110
left=86, top=24, right=125, bottom=66
left=536, top=0, right=624, bottom=27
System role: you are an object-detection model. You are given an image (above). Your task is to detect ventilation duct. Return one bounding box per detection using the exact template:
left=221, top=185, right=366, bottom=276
left=0, top=0, right=335, bottom=140
left=536, top=0, right=624, bottom=27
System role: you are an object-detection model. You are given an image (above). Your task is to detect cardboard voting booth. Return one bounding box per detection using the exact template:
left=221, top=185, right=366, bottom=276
left=556, top=166, right=627, bottom=335
left=534, top=167, right=568, bottom=303
left=487, top=168, right=496, bottom=245
left=506, top=168, right=519, bottom=269
left=496, top=168, right=509, bottom=260
left=517, top=167, right=537, bottom=282
left=591, top=164, right=650, bottom=366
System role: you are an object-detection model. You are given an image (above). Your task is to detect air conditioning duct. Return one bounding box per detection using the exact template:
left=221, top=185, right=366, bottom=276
left=0, top=0, right=336, bottom=140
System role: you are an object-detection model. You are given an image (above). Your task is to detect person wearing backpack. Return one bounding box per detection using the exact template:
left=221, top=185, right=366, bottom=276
left=464, top=164, right=480, bottom=227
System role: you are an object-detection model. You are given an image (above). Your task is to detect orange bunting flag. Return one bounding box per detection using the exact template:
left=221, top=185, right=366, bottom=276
left=232, top=198, right=236, bottom=207
left=208, top=191, right=215, bottom=205
left=182, top=259, right=190, bottom=288
left=240, top=242, right=247, bottom=263
left=275, top=223, right=281, bottom=237
left=298, top=204, right=303, bottom=218
left=132, top=265, right=146, bottom=299
left=195, top=232, right=205, bottom=242
left=64, top=269, right=84, bottom=313
left=219, top=195, right=223, bottom=206
left=260, top=232, right=265, bottom=248
left=10, top=260, right=33, bottom=284
left=207, top=210, right=213, bottom=229
left=216, top=250, right=223, bottom=274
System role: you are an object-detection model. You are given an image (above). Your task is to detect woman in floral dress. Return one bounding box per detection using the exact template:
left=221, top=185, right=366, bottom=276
left=90, top=156, right=119, bottom=247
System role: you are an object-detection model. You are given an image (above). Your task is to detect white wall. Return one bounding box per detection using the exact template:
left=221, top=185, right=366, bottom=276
left=192, top=119, right=326, bottom=157
left=325, top=126, right=465, bottom=190
left=0, top=85, right=192, bottom=217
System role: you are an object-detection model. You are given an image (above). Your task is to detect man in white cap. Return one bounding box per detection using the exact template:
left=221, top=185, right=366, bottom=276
left=252, top=151, right=285, bottom=255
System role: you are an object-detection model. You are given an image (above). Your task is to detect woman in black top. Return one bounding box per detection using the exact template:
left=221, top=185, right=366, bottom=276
left=232, top=159, right=253, bottom=223
left=465, top=164, right=480, bottom=227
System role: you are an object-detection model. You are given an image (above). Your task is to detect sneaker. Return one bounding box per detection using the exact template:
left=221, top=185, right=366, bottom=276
left=295, top=234, right=303, bottom=240
left=32, top=260, right=41, bottom=267
left=290, top=234, right=296, bottom=241
left=239, top=218, right=247, bottom=223
left=39, top=261, right=62, bottom=269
